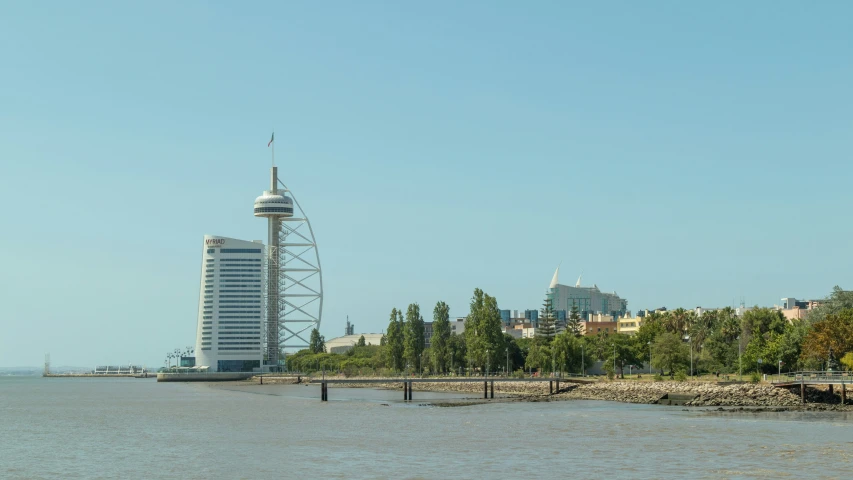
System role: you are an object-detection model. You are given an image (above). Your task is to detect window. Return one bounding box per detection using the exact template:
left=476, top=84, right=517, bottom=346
left=220, top=279, right=260, bottom=283
left=253, top=207, right=293, bottom=214
left=218, top=347, right=260, bottom=351
left=201, top=342, right=211, bottom=346
left=204, top=300, right=213, bottom=304
left=219, top=320, right=261, bottom=323
left=220, top=269, right=261, bottom=273
left=218, top=341, right=261, bottom=345
left=216, top=360, right=260, bottom=372
left=219, top=300, right=260, bottom=304
left=204, top=295, right=213, bottom=299
left=207, top=249, right=215, bottom=254
left=219, top=274, right=261, bottom=278
left=220, top=258, right=261, bottom=262
left=203, top=320, right=213, bottom=324
left=220, top=248, right=261, bottom=254
left=203, top=316, right=212, bottom=320
left=205, top=274, right=214, bottom=278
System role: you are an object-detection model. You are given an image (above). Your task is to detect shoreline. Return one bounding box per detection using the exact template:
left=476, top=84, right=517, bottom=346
left=247, top=375, right=853, bottom=411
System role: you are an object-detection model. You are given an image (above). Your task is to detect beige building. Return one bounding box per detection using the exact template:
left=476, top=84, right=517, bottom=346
left=617, top=316, right=643, bottom=335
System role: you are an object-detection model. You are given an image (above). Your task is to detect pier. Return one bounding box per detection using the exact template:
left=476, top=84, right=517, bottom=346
left=310, top=377, right=593, bottom=402
left=772, top=371, right=853, bottom=404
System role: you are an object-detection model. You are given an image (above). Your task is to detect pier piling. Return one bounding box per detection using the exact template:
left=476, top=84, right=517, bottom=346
left=490, top=381, right=494, bottom=399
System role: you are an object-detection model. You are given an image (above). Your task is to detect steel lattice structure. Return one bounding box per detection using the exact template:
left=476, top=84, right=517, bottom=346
left=255, top=167, right=323, bottom=369
left=276, top=179, right=323, bottom=350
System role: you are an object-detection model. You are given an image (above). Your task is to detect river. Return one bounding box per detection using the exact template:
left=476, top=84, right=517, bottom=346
left=2, top=377, right=851, bottom=479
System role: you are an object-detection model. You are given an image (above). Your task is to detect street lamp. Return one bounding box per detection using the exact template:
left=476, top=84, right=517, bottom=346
left=647, top=341, right=652, bottom=375
left=778, top=359, right=782, bottom=378
left=506, top=347, right=509, bottom=377
left=612, top=344, right=616, bottom=378
left=685, top=335, right=693, bottom=381
left=486, top=349, right=490, bottom=378
left=737, top=336, right=742, bottom=381
left=581, top=342, right=585, bottom=377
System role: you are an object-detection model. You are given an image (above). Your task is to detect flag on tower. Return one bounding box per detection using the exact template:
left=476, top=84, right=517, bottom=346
left=268, top=132, right=274, bottom=147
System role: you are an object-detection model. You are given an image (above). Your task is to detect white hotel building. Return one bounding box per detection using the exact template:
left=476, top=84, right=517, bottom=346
left=194, top=235, right=265, bottom=372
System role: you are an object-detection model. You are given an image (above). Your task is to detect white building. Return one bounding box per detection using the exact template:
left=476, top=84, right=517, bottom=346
left=325, top=333, right=385, bottom=354
left=194, top=235, right=265, bottom=372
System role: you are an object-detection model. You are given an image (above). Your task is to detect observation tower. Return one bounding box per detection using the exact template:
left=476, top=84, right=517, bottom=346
left=254, top=163, right=323, bottom=369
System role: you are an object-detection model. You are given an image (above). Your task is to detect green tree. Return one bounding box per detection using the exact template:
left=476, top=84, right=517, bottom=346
left=806, top=286, right=853, bottom=324
left=309, top=328, right=326, bottom=354
left=431, top=301, right=451, bottom=373
left=503, top=333, right=524, bottom=373
left=404, top=303, right=426, bottom=372
left=652, top=332, right=689, bottom=376
left=385, top=308, right=405, bottom=371
left=567, top=301, right=583, bottom=337
left=537, top=296, right=557, bottom=343
left=525, top=342, right=551, bottom=373
left=447, top=333, right=466, bottom=374
left=552, top=331, right=591, bottom=375
left=463, top=288, right=505, bottom=373
left=596, top=333, right=643, bottom=378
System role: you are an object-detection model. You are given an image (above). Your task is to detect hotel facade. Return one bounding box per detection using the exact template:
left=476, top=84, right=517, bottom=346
left=194, top=235, right=265, bottom=372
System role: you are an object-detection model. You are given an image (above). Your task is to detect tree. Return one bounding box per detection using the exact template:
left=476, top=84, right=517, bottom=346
left=404, top=303, right=426, bottom=373
left=309, top=328, right=325, bottom=354
left=567, top=300, right=583, bottom=337
left=536, top=296, right=557, bottom=343
left=356, top=335, right=366, bottom=347
left=385, top=308, right=405, bottom=371
left=800, top=309, right=853, bottom=369
left=552, top=331, right=590, bottom=375
left=503, top=333, right=524, bottom=373
left=841, top=352, right=853, bottom=372
left=595, top=333, right=643, bottom=378
left=652, top=332, right=689, bottom=376
left=464, top=288, right=505, bottom=372
left=806, top=286, right=853, bottom=324
left=447, top=333, right=466, bottom=374
left=431, top=301, right=451, bottom=373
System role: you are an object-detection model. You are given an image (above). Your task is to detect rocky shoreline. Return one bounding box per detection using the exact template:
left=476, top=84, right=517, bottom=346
left=254, top=375, right=853, bottom=410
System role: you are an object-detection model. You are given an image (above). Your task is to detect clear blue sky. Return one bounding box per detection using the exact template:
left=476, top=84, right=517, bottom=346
left=2, top=2, right=851, bottom=367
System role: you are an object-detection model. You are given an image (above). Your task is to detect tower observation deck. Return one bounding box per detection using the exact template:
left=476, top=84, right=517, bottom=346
left=254, top=166, right=323, bottom=369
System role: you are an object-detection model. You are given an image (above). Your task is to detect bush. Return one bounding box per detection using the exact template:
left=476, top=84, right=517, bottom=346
left=674, top=370, right=687, bottom=382
left=750, top=371, right=761, bottom=383
left=653, top=374, right=664, bottom=381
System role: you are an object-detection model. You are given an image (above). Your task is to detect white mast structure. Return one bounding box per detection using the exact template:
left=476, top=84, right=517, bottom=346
left=254, top=136, right=323, bottom=369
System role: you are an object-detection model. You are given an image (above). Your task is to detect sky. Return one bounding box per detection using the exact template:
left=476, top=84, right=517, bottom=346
left=1, top=1, right=851, bottom=368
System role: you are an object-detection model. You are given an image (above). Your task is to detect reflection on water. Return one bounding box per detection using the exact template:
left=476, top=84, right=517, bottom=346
left=2, top=376, right=852, bottom=479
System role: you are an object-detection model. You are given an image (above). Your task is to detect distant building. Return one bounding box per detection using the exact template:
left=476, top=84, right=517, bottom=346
left=500, top=310, right=511, bottom=325
left=424, top=321, right=433, bottom=348
left=777, top=297, right=821, bottom=321
left=546, top=267, right=628, bottom=318
left=451, top=318, right=465, bottom=336
left=325, top=333, right=385, bottom=354
left=525, top=309, right=539, bottom=325
left=617, top=316, right=643, bottom=335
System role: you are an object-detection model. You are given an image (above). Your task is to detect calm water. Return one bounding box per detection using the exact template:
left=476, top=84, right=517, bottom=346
left=2, top=377, right=852, bottom=479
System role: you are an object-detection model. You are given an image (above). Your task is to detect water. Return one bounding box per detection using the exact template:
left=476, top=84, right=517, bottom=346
left=2, top=377, right=852, bottom=479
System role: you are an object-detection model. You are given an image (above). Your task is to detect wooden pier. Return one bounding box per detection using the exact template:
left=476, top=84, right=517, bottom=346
left=309, top=377, right=591, bottom=402
left=772, top=371, right=852, bottom=404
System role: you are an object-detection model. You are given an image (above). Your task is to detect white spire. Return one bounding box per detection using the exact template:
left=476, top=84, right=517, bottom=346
left=576, top=270, right=583, bottom=288
left=549, top=264, right=560, bottom=289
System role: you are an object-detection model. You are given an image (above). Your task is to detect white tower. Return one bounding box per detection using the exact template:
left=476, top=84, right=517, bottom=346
left=254, top=166, right=323, bottom=369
